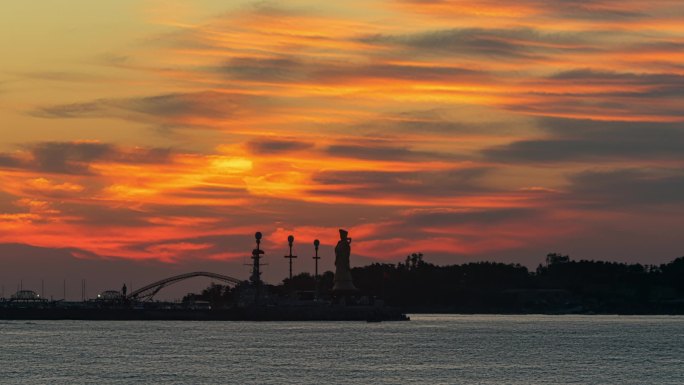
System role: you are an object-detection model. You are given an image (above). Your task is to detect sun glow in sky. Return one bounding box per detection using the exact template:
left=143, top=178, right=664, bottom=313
left=1, top=0, right=684, bottom=291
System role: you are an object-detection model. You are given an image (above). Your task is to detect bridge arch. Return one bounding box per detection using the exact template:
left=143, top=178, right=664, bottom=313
left=127, top=271, right=243, bottom=301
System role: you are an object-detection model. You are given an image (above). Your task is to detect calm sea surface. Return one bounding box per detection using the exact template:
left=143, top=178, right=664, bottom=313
left=1, top=315, right=682, bottom=384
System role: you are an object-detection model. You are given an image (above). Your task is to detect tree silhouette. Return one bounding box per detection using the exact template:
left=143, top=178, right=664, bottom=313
left=188, top=254, right=684, bottom=314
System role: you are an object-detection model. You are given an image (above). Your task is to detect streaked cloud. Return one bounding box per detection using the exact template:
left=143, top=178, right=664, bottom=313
left=0, top=141, right=172, bottom=175
left=360, top=28, right=592, bottom=60
left=567, top=168, right=684, bottom=206
left=483, top=118, right=684, bottom=162
left=32, top=91, right=262, bottom=129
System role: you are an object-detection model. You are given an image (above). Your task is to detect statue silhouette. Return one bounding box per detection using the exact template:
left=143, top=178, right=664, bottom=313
left=333, top=229, right=357, bottom=292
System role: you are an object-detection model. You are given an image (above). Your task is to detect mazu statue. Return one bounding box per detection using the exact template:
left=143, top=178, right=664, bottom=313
left=333, top=229, right=358, bottom=292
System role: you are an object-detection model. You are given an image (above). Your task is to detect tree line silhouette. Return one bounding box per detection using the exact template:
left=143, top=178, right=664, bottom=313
left=185, top=253, right=684, bottom=314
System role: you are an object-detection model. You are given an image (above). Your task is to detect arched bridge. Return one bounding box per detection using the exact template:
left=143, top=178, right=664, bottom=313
left=127, top=271, right=243, bottom=301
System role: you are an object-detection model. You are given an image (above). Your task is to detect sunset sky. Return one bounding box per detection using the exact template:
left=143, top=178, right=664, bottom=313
left=1, top=1, right=683, bottom=297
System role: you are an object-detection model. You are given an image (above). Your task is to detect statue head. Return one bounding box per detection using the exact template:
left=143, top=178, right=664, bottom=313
left=339, top=229, right=348, bottom=240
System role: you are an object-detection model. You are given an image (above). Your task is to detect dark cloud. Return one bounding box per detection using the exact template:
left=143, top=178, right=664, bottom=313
left=631, top=41, right=684, bottom=55
left=393, top=119, right=506, bottom=135
left=128, top=234, right=253, bottom=258
left=484, top=138, right=680, bottom=163
left=504, top=69, right=684, bottom=121
left=483, top=118, right=684, bottom=163
left=123, top=92, right=236, bottom=117
left=549, top=69, right=684, bottom=98
left=314, top=63, right=485, bottom=83
left=405, top=207, right=540, bottom=227
left=247, top=1, right=308, bottom=16
left=218, top=56, right=486, bottom=84
left=32, top=101, right=102, bottom=118
left=325, top=142, right=464, bottom=161
left=359, top=109, right=524, bottom=136
left=0, top=154, right=22, bottom=168
left=30, top=142, right=171, bottom=175
left=540, top=116, right=683, bottom=134
left=0, top=142, right=172, bottom=175
left=21, top=71, right=100, bottom=82
left=31, top=91, right=252, bottom=127
left=359, top=28, right=590, bottom=59
left=262, top=199, right=397, bottom=226
left=0, top=190, right=22, bottom=214
left=220, top=57, right=306, bottom=82
left=30, top=142, right=114, bottom=174
left=326, top=144, right=420, bottom=161
left=246, top=138, right=314, bottom=154
left=312, top=168, right=491, bottom=198
left=530, top=0, right=644, bottom=19
left=167, top=185, right=249, bottom=201
left=399, top=0, right=644, bottom=20
left=98, top=53, right=131, bottom=67
left=327, top=109, right=526, bottom=139
left=567, top=168, right=684, bottom=206
left=144, top=197, right=398, bottom=229
left=60, top=203, right=154, bottom=227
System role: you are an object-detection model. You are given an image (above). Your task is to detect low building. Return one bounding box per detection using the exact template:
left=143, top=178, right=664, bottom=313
left=10, top=290, right=47, bottom=302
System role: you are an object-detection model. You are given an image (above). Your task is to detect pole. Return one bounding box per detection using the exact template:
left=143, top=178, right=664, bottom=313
left=247, top=231, right=267, bottom=305
left=284, top=235, right=297, bottom=281
left=313, top=239, right=320, bottom=300
left=255, top=232, right=261, bottom=304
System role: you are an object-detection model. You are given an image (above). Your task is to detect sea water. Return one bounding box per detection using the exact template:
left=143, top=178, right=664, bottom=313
left=1, top=315, right=682, bottom=384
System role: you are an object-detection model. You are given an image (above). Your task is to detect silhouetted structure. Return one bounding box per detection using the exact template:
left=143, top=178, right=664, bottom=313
left=333, top=229, right=357, bottom=292
left=4, top=229, right=683, bottom=319
left=284, top=235, right=297, bottom=281
left=313, top=239, right=321, bottom=299
left=250, top=232, right=265, bottom=285
left=127, top=272, right=241, bottom=301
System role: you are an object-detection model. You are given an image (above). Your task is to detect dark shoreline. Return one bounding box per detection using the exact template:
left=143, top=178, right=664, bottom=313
left=0, top=306, right=409, bottom=321
left=402, top=306, right=684, bottom=315
left=3, top=308, right=683, bottom=321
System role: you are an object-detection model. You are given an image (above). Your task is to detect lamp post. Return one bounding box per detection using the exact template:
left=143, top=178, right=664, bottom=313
left=284, top=235, right=297, bottom=281
left=313, top=239, right=320, bottom=300
left=249, top=231, right=266, bottom=305
left=251, top=231, right=264, bottom=285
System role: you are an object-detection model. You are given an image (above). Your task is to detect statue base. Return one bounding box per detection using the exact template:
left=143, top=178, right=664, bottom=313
left=333, top=267, right=357, bottom=292
left=332, top=280, right=358, bottom=292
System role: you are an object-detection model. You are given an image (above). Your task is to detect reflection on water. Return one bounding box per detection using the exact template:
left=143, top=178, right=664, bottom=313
left=1, top=315, right=683, bottom=384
